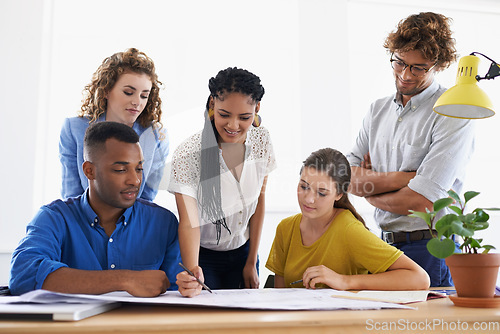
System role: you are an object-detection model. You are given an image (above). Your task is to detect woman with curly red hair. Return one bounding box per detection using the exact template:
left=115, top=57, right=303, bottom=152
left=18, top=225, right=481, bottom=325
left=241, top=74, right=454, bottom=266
left=59, top=48, right=168, bottom=201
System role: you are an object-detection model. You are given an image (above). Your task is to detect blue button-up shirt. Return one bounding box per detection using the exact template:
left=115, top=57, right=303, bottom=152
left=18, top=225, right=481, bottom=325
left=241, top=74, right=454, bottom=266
left=347, top=80, right=475, bottom=232
left=9, top=191, right=181, bottom=295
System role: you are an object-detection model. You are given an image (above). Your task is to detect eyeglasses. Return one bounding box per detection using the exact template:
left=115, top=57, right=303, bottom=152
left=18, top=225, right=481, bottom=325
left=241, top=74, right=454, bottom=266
left=390, top=55, right=436, bottom=77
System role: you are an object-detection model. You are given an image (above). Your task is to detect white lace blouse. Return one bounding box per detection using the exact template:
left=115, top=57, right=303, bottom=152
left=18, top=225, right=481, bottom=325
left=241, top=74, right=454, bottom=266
left=168, top=126, right=276, bottom=251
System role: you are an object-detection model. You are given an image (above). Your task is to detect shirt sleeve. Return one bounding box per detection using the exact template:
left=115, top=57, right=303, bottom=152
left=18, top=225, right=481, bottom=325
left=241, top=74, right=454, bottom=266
left=9, top=207, right=69, bottom=295
left=141, top=126, right=169, bottom=201
left=346, top=106, right=372, bottom=167
left=167, top=137, right=200, bottom=199
left=59, top=118, right=85, bottom=199
left=264, top=128, right=277, bottom=175
left=408, top=117, right=474, bottom=202
left=345, top=222, right=402, bottom=274
left=265, top=221, right=287, bottom=277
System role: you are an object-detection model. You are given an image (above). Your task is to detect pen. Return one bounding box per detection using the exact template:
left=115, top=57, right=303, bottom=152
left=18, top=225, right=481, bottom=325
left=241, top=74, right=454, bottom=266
left=290, top=279, right=303, bottom=286
left=178, top=263, right=213, bottom=293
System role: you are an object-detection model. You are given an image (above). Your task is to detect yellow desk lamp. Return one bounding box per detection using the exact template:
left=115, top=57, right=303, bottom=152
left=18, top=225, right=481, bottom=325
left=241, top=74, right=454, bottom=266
left=433, top=52, right=500, bottom=119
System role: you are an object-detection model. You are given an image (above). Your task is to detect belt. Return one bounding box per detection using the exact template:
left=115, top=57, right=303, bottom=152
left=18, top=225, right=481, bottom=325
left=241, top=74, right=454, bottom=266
left=382, top=229, right=434, bottom=245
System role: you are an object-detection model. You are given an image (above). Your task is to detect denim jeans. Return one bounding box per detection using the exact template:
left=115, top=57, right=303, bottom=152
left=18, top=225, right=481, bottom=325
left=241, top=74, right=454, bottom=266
left=199, top=240, right=259, bottom=290
left=393, top=239, right=459, bottom=287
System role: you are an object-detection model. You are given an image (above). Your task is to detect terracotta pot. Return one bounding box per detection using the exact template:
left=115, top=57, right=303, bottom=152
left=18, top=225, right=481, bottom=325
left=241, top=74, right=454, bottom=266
left=445, top=253, right=500, bottom=298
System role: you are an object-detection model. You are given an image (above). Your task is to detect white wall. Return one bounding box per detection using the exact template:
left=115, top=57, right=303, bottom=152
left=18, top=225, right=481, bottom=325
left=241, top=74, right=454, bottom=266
left=1, top=0, right=500, bottom=287
left=0, top=0, right=47, bottom=283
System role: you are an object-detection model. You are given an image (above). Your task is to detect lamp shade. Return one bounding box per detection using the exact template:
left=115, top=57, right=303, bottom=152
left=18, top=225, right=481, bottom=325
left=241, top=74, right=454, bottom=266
left=433, top=55, right=495, bottom=119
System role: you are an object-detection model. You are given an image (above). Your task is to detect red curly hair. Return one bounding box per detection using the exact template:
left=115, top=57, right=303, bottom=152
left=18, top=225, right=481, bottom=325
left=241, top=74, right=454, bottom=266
left=79, top=48, right=163, bottom=129
left=384, top=12, right=457, bottom=71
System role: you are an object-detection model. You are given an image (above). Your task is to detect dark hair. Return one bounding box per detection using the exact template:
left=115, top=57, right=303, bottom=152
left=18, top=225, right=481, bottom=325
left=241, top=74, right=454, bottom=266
left=206, top=67, right=265, bottom=108
left=84, top=121, right=139, bottom=161
left=79, top=48, right=163, bottom=129
left=384, top=12, right=457, bottom=71
left=302, top=148, right=366, bottom=226
left=199, top=67, right=265, bottom=244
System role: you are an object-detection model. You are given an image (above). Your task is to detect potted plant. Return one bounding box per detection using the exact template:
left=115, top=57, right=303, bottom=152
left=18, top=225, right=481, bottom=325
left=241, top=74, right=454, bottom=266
left=409, top=190, right=500, bottom=299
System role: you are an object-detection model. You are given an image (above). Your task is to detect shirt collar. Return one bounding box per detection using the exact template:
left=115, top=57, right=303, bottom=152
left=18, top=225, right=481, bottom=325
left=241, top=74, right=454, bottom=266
left=99, top=112, right=146, bottom=137
left=393, top=79, right=440, bottom=111
left=80, top=189, right=134, bottom=226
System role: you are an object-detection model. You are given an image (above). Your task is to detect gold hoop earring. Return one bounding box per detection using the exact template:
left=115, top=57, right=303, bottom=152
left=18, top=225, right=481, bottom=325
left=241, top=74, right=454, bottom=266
left=208, top=108, right=214, bottom=120
left=252, top=114, right=262, bottom=127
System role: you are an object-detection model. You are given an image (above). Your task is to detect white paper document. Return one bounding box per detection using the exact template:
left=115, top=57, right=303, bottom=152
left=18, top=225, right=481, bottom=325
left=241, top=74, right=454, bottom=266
left=330, top=290, right=439, bottom=304
left=15, top=288, right=413, bottom=311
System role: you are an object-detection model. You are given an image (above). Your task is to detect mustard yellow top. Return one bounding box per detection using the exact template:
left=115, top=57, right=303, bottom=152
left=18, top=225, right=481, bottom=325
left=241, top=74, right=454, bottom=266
left=265, top=210, right=403, bottom=287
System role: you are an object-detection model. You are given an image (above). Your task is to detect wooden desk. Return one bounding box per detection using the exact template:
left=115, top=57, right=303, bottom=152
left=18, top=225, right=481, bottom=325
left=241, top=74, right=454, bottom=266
left=1, top=297, right=499, bottom=334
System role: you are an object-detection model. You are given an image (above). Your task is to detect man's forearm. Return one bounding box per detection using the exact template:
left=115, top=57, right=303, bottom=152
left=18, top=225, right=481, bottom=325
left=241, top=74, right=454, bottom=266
left=365, top=186, right=432, bottom=215
left=350, top=166, right=416, bottom=197
left=42, top=267, right=169, bottom=297
left=43, top=268, right=131, bottom=294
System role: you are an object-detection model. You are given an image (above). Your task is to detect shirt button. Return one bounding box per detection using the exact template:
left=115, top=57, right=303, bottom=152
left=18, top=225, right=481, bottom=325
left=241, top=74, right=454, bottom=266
left=239, top=222, right=242, bottom=225
left=91, top=223, right=94, bottom=227
left=109, top=238, right=113, bottom=243
left=239, top=211, right=243, bottom=214
left=412, top=106, right=416, bottom=110
left=110, top=264, right=115, bottom=269
left=94, top=218, right=98, bottom=223
left=398, top=117, right=403, bottom=122
left=124, top=222, right=127, bottom=226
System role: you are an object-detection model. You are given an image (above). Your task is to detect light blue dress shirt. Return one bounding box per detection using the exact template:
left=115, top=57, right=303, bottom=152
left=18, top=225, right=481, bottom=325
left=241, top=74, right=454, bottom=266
left=59, top=115, right=169, bottom=201
left=347, top=80, right=475, bottom=232
left=9, top=191, right=182, bottom=295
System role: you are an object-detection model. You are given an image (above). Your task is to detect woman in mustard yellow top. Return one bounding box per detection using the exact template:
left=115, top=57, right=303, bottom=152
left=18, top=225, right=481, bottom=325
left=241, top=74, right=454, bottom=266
left=266, top=148, right=430, bottom=290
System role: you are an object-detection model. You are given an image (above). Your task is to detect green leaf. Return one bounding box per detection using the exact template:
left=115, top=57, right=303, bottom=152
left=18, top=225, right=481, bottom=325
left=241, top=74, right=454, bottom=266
left=468, top=238, right=482, bottom=249
left=450, top=221, right=474, bottom=237
left=464, top=191, right=480, bottom=203
left=427, top=238, right=456, bottom=258
left=433, top=198, right=453, bottom=212
left=449, top=205, right=462, bottom=215
left=482, top=245, right=496, bottom=254
left=408, top=211, right=432, bottom=227
left=435, top=214, right=460, bottom=237
left=473, top=209, right=489, bottom=222
left=470, top=221, right=489, bottom=231
left=447, top=190, right=460, bottom=203
left=463, top=213, right=476, bottom=224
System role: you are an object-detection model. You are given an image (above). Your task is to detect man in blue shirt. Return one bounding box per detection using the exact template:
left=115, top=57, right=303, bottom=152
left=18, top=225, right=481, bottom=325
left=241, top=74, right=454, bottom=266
left=10, top=121, right=181, bottom=296
left=347, top=12, right=474, bottom=287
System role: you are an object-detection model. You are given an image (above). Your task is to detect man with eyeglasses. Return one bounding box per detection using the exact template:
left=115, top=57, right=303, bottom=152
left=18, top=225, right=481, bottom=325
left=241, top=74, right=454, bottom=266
left=347, top=12, right=474, bottom=287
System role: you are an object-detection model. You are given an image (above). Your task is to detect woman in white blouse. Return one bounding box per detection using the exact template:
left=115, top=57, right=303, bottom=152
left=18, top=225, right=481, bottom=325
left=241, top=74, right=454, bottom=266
left=169, top=67, right=276, bottom=297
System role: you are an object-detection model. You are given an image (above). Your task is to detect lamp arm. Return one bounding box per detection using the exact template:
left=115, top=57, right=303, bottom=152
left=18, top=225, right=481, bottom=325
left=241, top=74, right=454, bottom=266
left=470, top=52, right=500, bottom=81
left=480, top=62, right=500, bottom=81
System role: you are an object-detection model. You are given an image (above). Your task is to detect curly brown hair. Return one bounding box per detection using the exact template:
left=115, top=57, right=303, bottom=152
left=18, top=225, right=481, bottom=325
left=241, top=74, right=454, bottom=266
left=384, top=12, right=457, bottom=71
left=78, top=48, right=163, bottom=128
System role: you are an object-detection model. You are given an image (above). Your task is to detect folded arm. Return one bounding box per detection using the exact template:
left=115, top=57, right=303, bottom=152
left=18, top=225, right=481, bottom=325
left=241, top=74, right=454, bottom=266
left=365, top=186, right=433, bottom=216
left=350, top=166, right=416, bottom=197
